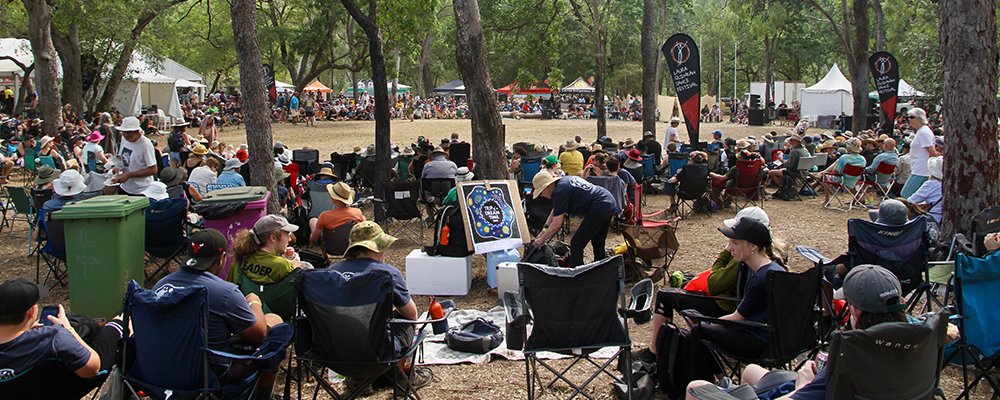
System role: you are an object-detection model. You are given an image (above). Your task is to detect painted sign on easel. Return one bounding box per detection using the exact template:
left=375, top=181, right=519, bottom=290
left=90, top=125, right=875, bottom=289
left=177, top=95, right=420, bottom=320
left=456, top=180, right=530, bottom=254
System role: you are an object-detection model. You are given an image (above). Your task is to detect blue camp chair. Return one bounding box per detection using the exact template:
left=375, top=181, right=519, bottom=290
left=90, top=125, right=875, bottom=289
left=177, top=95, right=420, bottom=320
left=121, top=280, right=292, bottom=400
left=664, top=152, right=688, bottom=196
left=307, top=181, right=335, bottom=219
left=520, top=156, right=542, bottom=184
left=946, top=252, right=1000, bottom=399
left=144, top=197, right=189, bottom=282
left=37, top=155, right=56, bottom=170
left=641, top=154, right=655, bottom=181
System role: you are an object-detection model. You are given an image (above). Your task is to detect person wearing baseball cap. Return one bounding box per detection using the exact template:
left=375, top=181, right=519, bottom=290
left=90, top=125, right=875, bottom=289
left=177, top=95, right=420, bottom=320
left=153, top=228, right=284, bottom=394
left=112, top=116, right=158, bottom=195
left=309, top=182, right=365, bottom=245
left=531, top=170, right=619, bottom=267
left=233, top=215, right=311, bottom=287
left=666, top=116, right=682, bottom=144
left=0, top=277, right=128, bottom=394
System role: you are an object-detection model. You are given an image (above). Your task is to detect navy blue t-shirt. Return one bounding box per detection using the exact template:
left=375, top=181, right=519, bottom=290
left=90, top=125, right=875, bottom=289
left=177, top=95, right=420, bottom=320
left=0, top=326, right=92, bottom=379
left=790, top=366, right=827, bottom=400
left=736, top=261, right=786, bottom=340
left=329, top=258, right=411, bottom=308
left=154, top=268, right=257, bottom=349
left=551, top=176, right=620, bottom=217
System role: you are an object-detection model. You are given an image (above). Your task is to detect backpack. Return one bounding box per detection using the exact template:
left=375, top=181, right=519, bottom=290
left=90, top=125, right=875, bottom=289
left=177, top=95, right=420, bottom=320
left=445, top=318, right=504, bottom=354
left=656, top=322, right=695, bottom=399
left=425, top=205, right=472, bottom=257
left=167, top=130, right=185, bottom=152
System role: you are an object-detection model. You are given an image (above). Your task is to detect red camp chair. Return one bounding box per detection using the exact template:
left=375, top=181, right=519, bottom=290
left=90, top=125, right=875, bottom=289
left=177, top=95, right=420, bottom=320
left=724, top=159, right=766, bottom=210
left=822, top=163, right=866, bottom=211
left=859, top=161, right=897, bottom=203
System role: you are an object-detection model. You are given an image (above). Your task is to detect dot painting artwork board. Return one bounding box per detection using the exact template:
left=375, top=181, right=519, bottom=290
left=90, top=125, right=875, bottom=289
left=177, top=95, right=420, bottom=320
left=455, top=180, right=530, bottom=254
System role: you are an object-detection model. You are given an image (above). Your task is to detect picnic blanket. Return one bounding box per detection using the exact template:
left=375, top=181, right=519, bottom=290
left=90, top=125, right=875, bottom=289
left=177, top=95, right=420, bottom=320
left=415, top=308, right=621, bottom=366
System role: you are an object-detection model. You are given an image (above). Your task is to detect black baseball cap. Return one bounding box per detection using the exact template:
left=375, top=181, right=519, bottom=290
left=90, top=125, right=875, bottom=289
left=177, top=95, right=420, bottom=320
left=184, top=229, right=228, bottom=271
left=718, top=217, right=772, bottom=249
left=840, top=264, right=906, bottom=313
left=0, top=277, right=48, bottom=317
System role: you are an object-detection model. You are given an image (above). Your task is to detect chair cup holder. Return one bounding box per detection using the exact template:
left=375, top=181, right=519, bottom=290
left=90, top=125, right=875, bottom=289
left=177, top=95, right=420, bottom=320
left=629, top=279, right=654, bottom=324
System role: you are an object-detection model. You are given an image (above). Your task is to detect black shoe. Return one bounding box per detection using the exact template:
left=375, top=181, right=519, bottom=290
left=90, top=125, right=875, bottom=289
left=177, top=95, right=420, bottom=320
left=406, top=366, right=433, bottom=390
left=632, top=347, right=657, bottom=364
left=344, top=377, right=374, bottom=397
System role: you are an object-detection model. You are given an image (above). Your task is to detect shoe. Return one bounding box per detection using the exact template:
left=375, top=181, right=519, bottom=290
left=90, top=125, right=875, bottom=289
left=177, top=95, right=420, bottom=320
left=344, top=377, right=375, bottom=397
left=631, top=347, right=657, bottom=364
left=406, top=366, right=433, bottom=389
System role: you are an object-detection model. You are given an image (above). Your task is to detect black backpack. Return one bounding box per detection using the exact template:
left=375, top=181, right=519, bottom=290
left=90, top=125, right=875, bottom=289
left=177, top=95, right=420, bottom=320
left=425, top=205, right=472, bottom=257
left=167, top=130, right=185, bottom=152
left=656, top=322, right=695, bottom=399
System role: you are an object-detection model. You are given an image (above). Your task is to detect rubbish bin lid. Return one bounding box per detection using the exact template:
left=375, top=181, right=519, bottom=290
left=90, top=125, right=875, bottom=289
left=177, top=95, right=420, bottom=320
left=53, top=195, right=150, bottom=220
left=200, top=186, right=268, bottom=204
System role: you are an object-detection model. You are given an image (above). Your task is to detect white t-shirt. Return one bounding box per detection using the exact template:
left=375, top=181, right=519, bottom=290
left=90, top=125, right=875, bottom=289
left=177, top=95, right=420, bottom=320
left=188, top=165, right=218, bottom=194
left=665, top=126, right=680, bottom=144
left=909, top=126, right=935, bottom=176
left=80, top=142, right=104, bottom=170
left=118, top=136, right=156, bottom=195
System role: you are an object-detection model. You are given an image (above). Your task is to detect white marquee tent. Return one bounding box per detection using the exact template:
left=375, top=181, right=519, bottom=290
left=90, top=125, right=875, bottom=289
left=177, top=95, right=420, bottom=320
left=868, top=79, right=928, bottom=98
left=799, top=64, right=854, bottom=121
left=110, top=52, right=207, bottom=120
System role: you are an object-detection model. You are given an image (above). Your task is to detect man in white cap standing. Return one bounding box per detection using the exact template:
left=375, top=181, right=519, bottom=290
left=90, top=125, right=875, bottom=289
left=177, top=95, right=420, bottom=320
left=112, top=116, right=157, bottom=196
left=665, top=116, right=682, bottom=144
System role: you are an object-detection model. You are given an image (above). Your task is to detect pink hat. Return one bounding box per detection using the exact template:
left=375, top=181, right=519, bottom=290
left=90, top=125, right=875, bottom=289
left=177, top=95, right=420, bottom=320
left=85, top=131, right=104, bottom=143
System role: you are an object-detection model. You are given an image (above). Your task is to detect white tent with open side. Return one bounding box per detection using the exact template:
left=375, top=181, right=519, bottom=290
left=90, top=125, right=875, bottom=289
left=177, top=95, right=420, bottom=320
left=799, top=64, right=854, bottom=122
left=112, top=71, right=183, bottom=120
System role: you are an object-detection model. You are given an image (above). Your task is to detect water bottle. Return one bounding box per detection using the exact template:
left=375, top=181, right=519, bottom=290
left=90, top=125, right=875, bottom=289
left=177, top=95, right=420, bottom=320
left=429, top=297, right=448, bottom=334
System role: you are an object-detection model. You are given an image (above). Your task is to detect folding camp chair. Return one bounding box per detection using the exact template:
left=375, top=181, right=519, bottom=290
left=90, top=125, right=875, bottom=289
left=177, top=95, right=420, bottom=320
left=289, top=268, right=444, bottom=400
left=396, top=155, right=414, bottom=181
left=619, top=221, right=679, bottom=284
left=18, top=146, right=37, bottom=184
left=969, top=205, right=1000, bottom=256
left=6, top=186, right=37, bottom=254
left=37, top=155, right=56, bottom=169
left=307, top=181, right=335, bottom=219
left=282, top=163, right=301, bottom=196
left=682, top=266, right=821, bottom=379
left=504, top=256, right=652, bottom=399
left=791, top=156, right=819, bottom=200
left=35, top=211, right=67, bottom=287
left=675, top=164, right=712, bottom=218
left=822, top=163, right=865, bottom=211
left=858, top=161, right=897, bottom=204
left=825, top=309, right=951, bottom=400
left=357, top=157, right=379, bottom=195
left=330, top=152, right=358, bottom=184
left=724, top=159, right=766, bottom=211
left=121, top=280, right=293, bottom=400
left=419, top=177, right=454, bottom=222
left=378, top=180, right=423, bottom=245
left=0, top=359, right=109, bottom=399
left=518, top=156, right=542, bottom=196
left=641, top=154, right=656, bottom=181
left=144, top=197, right=189, bottom=283
left=448, top=142, right=471, bottom=168
left=322, top=220, right=355, bottom=259
left=237, top=267, right=299, bottom=323
left=945, top=252, right=1000, bottom=399
left=293, top=148, right=320, bottom=175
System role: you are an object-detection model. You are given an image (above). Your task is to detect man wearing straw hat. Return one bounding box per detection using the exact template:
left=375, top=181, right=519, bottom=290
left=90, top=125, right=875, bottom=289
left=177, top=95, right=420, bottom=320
left=309, top=181, right=365, bottom=245
left=112, top=116, right=157, bottom=196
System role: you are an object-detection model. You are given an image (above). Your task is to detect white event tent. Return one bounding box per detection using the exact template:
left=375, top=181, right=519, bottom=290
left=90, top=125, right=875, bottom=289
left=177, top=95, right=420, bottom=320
left=799, top=64, right=854, bottom=121
left=111, top=53, right=204, bottom=120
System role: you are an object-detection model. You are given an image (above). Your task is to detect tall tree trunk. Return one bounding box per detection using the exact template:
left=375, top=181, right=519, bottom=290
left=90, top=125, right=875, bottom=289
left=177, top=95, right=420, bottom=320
left=23, top=0, right=62, bottom=134
left=453, top=0, right=506, bottom=180
left=640, top=0, right=657, bottom=135
left=871, top=0, right=887, bottom=51
left=392, top=48, right=399, bottom=101
left=939, top=0, right=999, bottom=238
left=230, top=0, right=278, bottom=213
left=594, top=30, right=607, bottom=139
left=52, top=21, right=84, bottom=114
left=13, top=66, right=32, bottom=115
left=342, top=0, right=391, bottom=223
left=419, top=32, right=435, bottom=98
left=849, top=0, right=870, bottom=134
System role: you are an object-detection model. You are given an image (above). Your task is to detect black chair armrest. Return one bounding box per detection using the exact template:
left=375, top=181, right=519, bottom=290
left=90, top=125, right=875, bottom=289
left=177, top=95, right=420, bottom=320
left=680, top=309, right=771, bottom=332
left=619, top=279, right=654, bottom=324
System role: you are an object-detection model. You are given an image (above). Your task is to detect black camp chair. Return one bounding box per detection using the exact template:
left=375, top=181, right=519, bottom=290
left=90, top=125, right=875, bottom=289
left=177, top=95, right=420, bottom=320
left=289, top=268, right=449, bottom=400
left=144, top=197, right=189, bottom=283
left=35, top=212, right=68, bottom=288
left=322, top=220, right=356, bottom=259
left=376, top=180, right=423, bottom=245
left=419, top=177, right=454, bottom=224
left=330, top=152, right=358, bottom=184
left=0, top=359, right=109, bottom=399
left=682, top=266, right=821, bottom=378
left=448, top=142, right=471, bottom=168
left=674, top=163, right=711, bottom=218
left=504, top=256, right=653, bottom=399
left=970, top=205, right=1000, bottom=256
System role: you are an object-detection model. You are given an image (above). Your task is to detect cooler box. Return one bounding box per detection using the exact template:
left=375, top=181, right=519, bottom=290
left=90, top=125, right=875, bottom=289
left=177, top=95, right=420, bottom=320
left=497, top=262, right=519, bottom=301
left=200, top=186, right=270, bottom=281
left=405, top=249, right=472, bottom=296
left=53, top=195, right=149, bottom=318
left=485, top=249, right=520, bottom=289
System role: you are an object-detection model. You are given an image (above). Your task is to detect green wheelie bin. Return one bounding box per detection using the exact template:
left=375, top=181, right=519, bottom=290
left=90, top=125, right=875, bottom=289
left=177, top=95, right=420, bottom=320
left=52, top=195, right=149, bottom=318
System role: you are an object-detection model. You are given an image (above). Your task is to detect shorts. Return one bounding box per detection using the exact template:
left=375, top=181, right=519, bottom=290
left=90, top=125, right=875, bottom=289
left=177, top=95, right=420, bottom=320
left=305, top=110, right=315, bottom=117
left=169, top=152, right=181, bottom=163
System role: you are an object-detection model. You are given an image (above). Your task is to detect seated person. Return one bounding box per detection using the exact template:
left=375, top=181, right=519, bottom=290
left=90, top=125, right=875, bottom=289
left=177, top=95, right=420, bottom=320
left=34, top=164, right=59, bottom=191
left=907, top=156, right=943, bottom=225
left=215, top=158, right=246, bottom=188
left=766, top=134, right=809, bottom=187
left=542, top=155, right=564, bottom=177
left=685, top=217, right=786, bottom=381
left=865, top=138, right=898, bottom=188
left=327, top=221, right=431, bottom=392
left=635, top=207, right=776, bottom=363
left=312, top=165, right=337, bottom=185
left=606, top=158, right=637, bottom=206
left=187, top=157, right=221, bottom=195
left=273, top=167, right=290, bottom=207
left=442, top=167, right=475, bottom=206
left=309, top=182, right=365, bottom=245
left=0, top=278, right=126, bottom=396
left=235, top=215, right=312, bottom=286
left=582, top=152, right=610, bottom=178
left=668, top=151, right=711, bottom=209
left=817, top=138, right=867, bottom=204
left=985, top=232, right=1000, bottom=255
left=686, top=264, right=960, bottom=400
left=154, top=229, right=284, bottom=394
left=421, top=147, right=457, bottom=179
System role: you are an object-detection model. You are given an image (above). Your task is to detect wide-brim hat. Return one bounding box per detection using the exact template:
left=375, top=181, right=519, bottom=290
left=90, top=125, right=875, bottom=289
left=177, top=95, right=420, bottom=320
left=928, top=156, right=943, bottom=180
left=141, top=181, right=169, bottom=201
left=316, top=166, right=337, bottom=179
left=565, top=139, right=577, bottom=150
left=116, top=116, right=141, bottom=132
left=223, top=158, right=243, bottom=171
left=38, top=135, right=54, bottom=149
left=159, top=167, right=186, bottom=187
left=846, top=138, right=863, bottom=153
left=273, top=166, right=290, bottom=181
left=85, top=131, right=104, bottom=143
left=626, top=149, right=643, bottom=161
left=623, top=138, right=636, bottom=148
left=53, top=169, right=86, bottom=196
left=787, top=134, right=803, bottom=143
left=456, top=166, right=475, bottom=182
left=34, top=165, right=60, bottom=185
left=531, top=170, right=561, bottom=199
left=430, top=146, right=447, bottom=157
left=400, top=147, right=415, bottom=156
left=346, top=221, right=397, bottom=254
left=191, top=144, right=209, bottom=155
left=327, top=181, right=355, bottom=204
left=171, top=121, right=190, bottom=128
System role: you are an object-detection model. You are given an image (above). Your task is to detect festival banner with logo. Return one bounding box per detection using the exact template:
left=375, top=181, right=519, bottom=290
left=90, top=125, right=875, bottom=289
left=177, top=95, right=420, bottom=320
left=263, top=63, right=277, bottom=102
left=662, top=33, right=701, bottom=147
left=869, top=51, right=899, bottom=128
left=456, top=180, right=530, bottom=254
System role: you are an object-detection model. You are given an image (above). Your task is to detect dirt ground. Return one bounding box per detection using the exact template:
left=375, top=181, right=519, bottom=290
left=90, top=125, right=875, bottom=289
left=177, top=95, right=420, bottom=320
left=0, top=118, right=990, bottom=399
